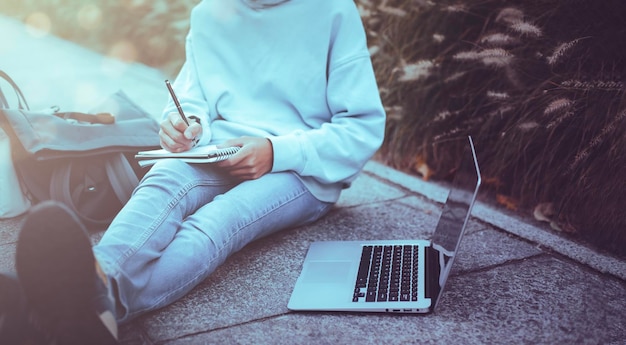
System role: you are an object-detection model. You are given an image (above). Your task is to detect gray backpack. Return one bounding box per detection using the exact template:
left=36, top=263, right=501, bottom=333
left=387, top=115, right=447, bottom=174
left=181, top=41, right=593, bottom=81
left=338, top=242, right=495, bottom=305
left=0, top=70, right=160, bottom=229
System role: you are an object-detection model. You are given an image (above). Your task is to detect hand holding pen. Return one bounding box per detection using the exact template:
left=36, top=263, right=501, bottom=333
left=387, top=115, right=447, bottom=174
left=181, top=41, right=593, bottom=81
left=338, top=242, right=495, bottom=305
left=160, top=80, right=202, bottom=152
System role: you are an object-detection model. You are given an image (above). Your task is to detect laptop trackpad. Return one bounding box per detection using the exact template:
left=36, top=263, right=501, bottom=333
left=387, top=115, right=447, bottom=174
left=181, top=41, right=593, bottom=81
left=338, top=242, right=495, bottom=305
left=301, top=261, right=353, bottom=285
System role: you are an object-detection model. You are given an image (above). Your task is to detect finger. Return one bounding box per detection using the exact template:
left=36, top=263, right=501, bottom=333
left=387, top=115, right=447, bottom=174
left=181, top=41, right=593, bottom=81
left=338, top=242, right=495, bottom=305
left=224, top=166, right=263, bottom=180
left=184, top=122, right=202, bottom=140
left=161, top=117, right=189, bottom=146
left=218, top=155, right=260, bottom=173
left=215, top=156, right=239, bottom=169
left=159, top=129, right=188, bottom=150
left=218, top=137, right=247, bottom=149
left=159, top=128, right=177, bottom=148
left=159, top=138, right=185, bottom=153
left=159, top=125, right=189, bottom=152
left=168, top=112, right=190, bottom=132
left=160, top=122, right=183, bottom=142
left=219, top=165, right=250, bottom=179
left=160, top=129, right=189, bottom=151
left=215, top=146, right=248, bottom=168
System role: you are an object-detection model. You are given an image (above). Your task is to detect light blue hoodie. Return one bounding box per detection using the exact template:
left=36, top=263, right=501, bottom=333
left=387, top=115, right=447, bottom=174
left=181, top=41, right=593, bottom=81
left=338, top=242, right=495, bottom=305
left=164, top=0, right=386, bottom=202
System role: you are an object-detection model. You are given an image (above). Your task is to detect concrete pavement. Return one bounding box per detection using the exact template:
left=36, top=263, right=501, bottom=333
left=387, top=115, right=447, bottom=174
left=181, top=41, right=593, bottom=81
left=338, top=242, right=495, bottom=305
left=0, top=15, right=624, bottom=345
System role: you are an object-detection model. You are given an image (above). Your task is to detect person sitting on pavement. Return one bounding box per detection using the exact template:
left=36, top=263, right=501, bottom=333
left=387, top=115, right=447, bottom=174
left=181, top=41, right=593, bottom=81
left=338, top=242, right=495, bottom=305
left=1, top=0, right=386, bottom=343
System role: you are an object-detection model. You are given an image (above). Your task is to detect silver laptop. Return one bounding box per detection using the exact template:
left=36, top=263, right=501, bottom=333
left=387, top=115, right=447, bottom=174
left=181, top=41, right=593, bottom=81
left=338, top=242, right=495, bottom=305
left=288, top=136, right=481, bottom=314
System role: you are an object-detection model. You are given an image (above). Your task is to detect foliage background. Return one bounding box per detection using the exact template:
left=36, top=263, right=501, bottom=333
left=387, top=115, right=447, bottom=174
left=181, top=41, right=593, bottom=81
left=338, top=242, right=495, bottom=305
left=0, top=0, right=195, bottom=76
left=1, top=0, right=624, bottom=256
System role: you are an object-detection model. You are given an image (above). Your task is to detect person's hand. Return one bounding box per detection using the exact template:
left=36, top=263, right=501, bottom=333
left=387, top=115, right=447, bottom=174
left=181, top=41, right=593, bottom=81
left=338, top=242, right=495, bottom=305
left=159, top=112, right=202, bottom=152
left=217, top=136, right=273, bottom=180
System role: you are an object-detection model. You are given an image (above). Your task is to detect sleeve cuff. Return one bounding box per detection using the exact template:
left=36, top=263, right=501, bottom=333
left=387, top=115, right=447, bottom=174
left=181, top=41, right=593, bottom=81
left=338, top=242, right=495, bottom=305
left=268, top=132, right=305, bottom=173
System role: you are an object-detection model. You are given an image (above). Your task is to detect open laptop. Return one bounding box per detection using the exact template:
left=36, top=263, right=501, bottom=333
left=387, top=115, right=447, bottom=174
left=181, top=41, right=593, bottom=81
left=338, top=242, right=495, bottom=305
left=288, top=136, right=481, bottom=314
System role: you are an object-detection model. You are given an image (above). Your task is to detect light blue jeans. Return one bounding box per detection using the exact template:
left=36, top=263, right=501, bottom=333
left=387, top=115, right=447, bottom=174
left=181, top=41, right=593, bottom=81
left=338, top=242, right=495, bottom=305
left=93, top=159, right=333, bottom=323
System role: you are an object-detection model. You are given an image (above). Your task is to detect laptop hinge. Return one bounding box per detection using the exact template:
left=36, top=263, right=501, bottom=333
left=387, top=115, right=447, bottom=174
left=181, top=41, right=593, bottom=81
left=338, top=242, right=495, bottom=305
left=424, top=246, right=440, bottom=300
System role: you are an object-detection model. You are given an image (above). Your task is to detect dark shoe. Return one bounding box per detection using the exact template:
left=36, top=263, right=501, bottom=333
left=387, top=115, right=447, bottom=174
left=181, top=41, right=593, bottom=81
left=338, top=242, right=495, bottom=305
left=0, top=272, right=54, bottom=344
left=15, top=201, right=118, bottom=345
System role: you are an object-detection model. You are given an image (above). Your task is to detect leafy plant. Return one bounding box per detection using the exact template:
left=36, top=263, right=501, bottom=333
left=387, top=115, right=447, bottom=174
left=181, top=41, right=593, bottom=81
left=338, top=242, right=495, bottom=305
left=365, top=0, right=626, bottom=255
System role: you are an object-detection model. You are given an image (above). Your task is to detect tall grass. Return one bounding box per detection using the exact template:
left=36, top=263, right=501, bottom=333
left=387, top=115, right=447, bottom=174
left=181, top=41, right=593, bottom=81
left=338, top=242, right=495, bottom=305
left=366, top=0, right=626, bottom=255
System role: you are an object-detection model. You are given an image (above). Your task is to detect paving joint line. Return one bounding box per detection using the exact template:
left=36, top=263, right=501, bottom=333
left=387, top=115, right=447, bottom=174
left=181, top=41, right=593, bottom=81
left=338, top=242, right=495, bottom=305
left=365, top=161, right=626, bottom=281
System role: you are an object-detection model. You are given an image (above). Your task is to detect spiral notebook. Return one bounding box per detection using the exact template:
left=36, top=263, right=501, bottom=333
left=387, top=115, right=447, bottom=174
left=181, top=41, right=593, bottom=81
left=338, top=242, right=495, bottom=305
left=135, top=145, right=240, bottom=167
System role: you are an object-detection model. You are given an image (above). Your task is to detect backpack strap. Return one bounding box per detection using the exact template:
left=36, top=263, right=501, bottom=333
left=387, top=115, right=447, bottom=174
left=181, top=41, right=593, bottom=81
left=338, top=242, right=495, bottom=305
left=55, top=112, right=116, bottom=124
left=105, top=153, right=139, bottom=205
left=0, top=82, right=8, bottom=109
left=49, top=159, right=113, bottom=228
left=0, top=70, right=29, bottom=110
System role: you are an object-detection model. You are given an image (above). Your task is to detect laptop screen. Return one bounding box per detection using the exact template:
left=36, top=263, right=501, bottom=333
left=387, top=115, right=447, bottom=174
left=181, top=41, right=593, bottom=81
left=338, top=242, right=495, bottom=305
left=426, top=136, right=481, bottom=310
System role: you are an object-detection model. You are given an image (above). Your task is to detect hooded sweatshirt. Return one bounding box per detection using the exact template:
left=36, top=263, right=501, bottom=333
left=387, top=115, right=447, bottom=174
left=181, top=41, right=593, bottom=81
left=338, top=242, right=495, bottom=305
left=163, top=0, right=386, bottom=203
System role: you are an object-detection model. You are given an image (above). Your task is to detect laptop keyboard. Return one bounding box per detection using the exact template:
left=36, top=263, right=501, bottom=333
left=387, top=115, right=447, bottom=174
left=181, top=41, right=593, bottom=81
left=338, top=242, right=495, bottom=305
left=353, top=245, right=419, bottom=302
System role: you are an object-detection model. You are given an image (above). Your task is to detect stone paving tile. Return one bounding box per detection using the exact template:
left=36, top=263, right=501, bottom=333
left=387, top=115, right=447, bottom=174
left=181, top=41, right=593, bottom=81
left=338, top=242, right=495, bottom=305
left=0, top=215, right=23, bottom=245
left=364, top=161, right=449, bottom=203
left=336, top=172, right=406, bottom=208
left=0, top=243, right=15, bottom=273
left=473, top=202, right=626, bottom=281
left=0, top=216, right=21, bottom=273
left=452, top=228, right=542, bottom=274
left=159, top=256, right=626, bottom=345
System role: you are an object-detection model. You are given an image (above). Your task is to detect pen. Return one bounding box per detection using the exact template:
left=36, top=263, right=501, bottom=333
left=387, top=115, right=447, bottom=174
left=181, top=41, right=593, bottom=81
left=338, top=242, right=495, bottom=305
left=165, top=79, right=189, bottom=126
